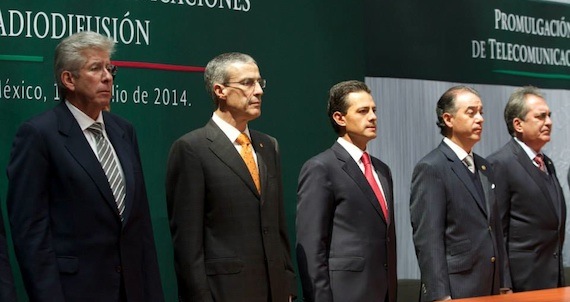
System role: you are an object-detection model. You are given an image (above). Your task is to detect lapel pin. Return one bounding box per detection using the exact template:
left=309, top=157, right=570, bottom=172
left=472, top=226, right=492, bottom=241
left=492, top=183, right=495, bottom=189
left=481, top=165, right=486, bottom=171
left=259, top=143, right=263, bottom=148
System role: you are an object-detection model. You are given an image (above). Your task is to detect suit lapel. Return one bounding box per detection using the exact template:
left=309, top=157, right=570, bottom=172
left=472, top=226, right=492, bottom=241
left=331, top=143, right=387, bottom=224
left=439, top=143, right=488, bottom=217
left=104, top=113, right=134, bottom=224
left=206, top=120, right=260, bottom=199
left=56, top=103, right=121, bottom=220
left=250, top=132, right=268, bottom=203
left=510, top=139, right=559, bottom=220
left=475, top=155, right=492, bottom=219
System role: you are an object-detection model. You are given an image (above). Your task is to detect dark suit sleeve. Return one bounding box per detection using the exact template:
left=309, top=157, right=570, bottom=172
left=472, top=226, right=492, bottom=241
left=296, top=158, right=334, bottom=302
left=0, top=204, right=17, bottom=302
left=410, top=161, right=450, bottom=301
left=7, top=122, right=65, bottom=301
left=166, top=138, right=213, bottom=302
left=272, top=138, right=297, bottom=297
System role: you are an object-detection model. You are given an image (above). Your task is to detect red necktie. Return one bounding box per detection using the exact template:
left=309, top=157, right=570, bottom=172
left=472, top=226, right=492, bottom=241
left=534, top=154, right=547, bottom=174
left=362, top=152, right=389, bottom=223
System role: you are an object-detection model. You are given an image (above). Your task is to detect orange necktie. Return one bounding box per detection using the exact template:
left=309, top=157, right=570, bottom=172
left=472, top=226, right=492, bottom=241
left=236, top=133, right=261, bottom=193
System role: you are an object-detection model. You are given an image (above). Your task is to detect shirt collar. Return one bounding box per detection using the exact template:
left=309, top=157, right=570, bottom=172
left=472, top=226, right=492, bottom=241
left=513, top=136, right=541, bottom=160
left=337, top=137, right=367, bottom=164
left=443, top=137, right=472, bottom=161
left=211, top=112, right=251, bottom=143
left=65, top=100, right=104, bottom=131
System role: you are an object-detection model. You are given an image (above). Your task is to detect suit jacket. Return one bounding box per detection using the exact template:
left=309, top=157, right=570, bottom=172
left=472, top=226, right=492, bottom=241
left=296, top=142, right=397, bottom=302
left=487, top=138, right=566, bottom=291
left=6, top=102, right=164, bottom=302
left=0, top=203, right=17, bottom=302
left=410, top=142, right=511, bottom=301
left=166, top=119, right=296, bottom=302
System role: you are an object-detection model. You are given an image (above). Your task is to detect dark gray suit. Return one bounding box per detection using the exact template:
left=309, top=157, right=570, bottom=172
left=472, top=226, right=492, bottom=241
left=488, top=138, right=566, bottom=291
left=166, top=119, right=296, bottom=302
left=410, top=142, right=511, bottom=301
left=296, top=142, right=397, bottom=302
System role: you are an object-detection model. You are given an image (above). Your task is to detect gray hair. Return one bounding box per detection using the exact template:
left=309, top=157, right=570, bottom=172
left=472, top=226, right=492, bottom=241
left=204, top=52, right=256, bottom=107
left=54, top=31, right=115, bottom=99
left=504, top=86, right=545, bottom=136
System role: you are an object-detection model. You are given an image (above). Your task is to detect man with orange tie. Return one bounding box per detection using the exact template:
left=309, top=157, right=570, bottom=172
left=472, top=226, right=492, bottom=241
left=296, top=80, right=396, bottom=302
left=166, top=52, right=296, bottom=302
left=488, top=86, right=566, bottom=292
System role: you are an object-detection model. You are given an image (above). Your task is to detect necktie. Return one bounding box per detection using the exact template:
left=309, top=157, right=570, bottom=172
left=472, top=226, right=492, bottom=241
left=236, top=133, right=261, bottom=193
left=361, top=152, right=389, bottom=223
left=463, top=154, right=475, bottom=174
left=534, top=154, right=547, bottom=173
left=87, top=122, right=126, bottom=219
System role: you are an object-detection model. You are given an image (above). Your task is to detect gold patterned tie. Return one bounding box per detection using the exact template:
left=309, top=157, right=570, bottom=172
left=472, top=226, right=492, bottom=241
left=236, top=133, right=261, bottom=193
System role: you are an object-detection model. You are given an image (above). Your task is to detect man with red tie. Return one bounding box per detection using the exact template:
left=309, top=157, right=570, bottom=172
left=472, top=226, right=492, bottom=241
left=296, top=80, right=396, bottom=302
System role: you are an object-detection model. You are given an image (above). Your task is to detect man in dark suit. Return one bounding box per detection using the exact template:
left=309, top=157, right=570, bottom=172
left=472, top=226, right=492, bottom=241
left=410, top=86, right=511, bottom=301
left=166, top=52, right=296, bottom=302
left=487, top=86, right=566, bottom=292
left=0, top=204, right=17, bottom=301
left=296, top=80, right=396, bottom=302
left=6, top=31, right=164, bottom=302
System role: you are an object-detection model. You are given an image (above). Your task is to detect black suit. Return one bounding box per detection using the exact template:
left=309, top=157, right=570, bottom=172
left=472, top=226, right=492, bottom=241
left=6, top=102, right=164, bottom=302
left=410, top=142, right=511, bottom=301
left=488, top=138, right=566, bottom=291
left=166, top=119, right=296, bottom=302
left=0, top=203, right=16, bottom=302
left=296, top=142, right=396, bottom=302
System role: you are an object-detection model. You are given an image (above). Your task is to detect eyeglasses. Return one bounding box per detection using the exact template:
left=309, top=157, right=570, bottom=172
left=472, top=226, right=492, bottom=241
left=86, top=63, right=118, bottom=78
left=224, top=78, right=266, bottom=89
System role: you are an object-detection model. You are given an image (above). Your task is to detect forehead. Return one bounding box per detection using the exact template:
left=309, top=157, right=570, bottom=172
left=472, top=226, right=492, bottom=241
left=454, top=91, right=482, bottom=109
left=226, top=62, right=260, bottom=79
left=80, top=48, right=111, bottom=63
left=524, top=94, right=549, bottom=111
left=346, top=91, right=375, bottom=109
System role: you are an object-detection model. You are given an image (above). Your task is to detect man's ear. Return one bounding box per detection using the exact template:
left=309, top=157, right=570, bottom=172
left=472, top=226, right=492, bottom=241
left=513, top=117, right=523, bottom=134
left=332, top=111, right=346, bottom=127
left=61, top=71, right=76, bottom=92
left=213, top=83, right=227, bottom=100
left=442, top=112, right=454, bottom=129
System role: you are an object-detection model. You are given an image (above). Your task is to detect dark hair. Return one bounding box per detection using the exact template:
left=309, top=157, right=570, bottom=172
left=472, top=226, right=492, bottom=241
left=327, top=80, right=371, bottom=134
left=436, top=85, right=480, bottom=136
left=504, top=86, right=544, bottom=136
left=204, top=52, right=256, bottom=107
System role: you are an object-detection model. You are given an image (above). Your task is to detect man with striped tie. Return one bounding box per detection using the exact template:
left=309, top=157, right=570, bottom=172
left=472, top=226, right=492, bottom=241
left=6, top=31, right=164, bottom=302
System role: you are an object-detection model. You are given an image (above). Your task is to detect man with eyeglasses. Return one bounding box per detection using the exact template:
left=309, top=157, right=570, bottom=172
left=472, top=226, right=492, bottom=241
left=166, top=52, right=297, bottom=302
left=7, top=31, right=164, bottom=302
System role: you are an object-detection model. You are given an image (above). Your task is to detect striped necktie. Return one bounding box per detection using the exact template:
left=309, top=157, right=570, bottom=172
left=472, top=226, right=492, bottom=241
left=88, top=122, right=126, bottom=219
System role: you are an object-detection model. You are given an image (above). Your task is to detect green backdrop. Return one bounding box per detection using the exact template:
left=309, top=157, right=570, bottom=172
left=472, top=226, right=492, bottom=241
left=0, top=1, right=365, bottom=300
